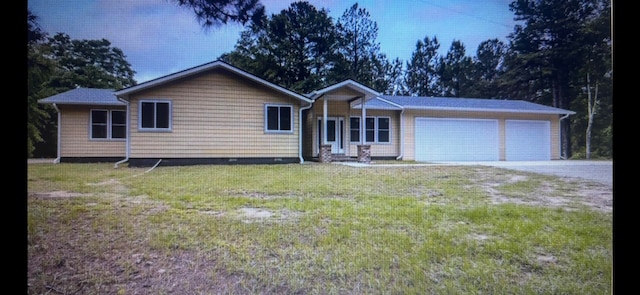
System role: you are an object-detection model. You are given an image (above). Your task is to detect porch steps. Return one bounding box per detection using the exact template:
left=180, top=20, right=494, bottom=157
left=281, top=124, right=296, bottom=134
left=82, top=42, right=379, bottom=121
left=311, top=154, right=357, bottom=162
left=331, top=154, right=357, bottom=162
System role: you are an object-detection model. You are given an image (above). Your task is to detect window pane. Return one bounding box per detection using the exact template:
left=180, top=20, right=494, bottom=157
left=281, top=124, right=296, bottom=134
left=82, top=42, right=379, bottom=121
left=141, top=102, right=155, bottom=128
left=112, top=126, right=126, bottom=138
left=378, top=117, right=389, bottom=142
left=350, top=117, right=360, bottom=142
left=378, top=117, right=389, bottom=130
left=92, top=124, right=107, bottom=138
left=156, top=103, right=170, bottom=128
left=111, top=111, right=126, bottom=138
left=267, top=106, right=279, bottom=130
left=279, top=106, right=291, bottom=130
left=366, top=117, right=375, bottom=129
left=378, top=130, right=389, bottom=142
left=350, top=130, right=360, bottom=142
left=366, top=130, right=375, bottom=142
left=92, top=110, right=107, bottom=124
left=366, top=117, right=375, bottom=142
left=91, top=110, right=107, bottom=138
left=350, top=117, right=360, bottom=127
left=326, top=120, right=336, bottom=141
left=111, top=111, right=126, bottom=125
left=340, top=120, right=344, bottom=149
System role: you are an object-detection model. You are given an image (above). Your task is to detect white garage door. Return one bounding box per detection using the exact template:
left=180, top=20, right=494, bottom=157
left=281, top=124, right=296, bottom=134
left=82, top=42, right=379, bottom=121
left=415, top=118, right=499, bottom=162
left=505, top=120, right=551, bottom=161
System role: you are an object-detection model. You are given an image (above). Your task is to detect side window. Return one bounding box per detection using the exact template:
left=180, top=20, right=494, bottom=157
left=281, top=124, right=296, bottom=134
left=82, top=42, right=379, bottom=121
left=377, top=117, right=390, bottom=143
left=91, top=110, right=108, bottom=139
left=349, top=116, right=391, bottom=143
left=265, top=104, right=293, bottom=133
left=350, top=117, right=360, bottom=142
left=140, top=100, right=171, bottom=131
left=91, top=109, right=127, bottom=139
left=365, top=117, right=375, bottom=142
left=111, top=110, right=127, bottom=139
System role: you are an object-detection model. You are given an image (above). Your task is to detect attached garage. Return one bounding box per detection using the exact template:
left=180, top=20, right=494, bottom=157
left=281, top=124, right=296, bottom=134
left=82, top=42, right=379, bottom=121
left=415, top=117, right=499, bottom=162
left=367, top=96, right=575, bottom=162
left=505, top=120, right=551, bottom=161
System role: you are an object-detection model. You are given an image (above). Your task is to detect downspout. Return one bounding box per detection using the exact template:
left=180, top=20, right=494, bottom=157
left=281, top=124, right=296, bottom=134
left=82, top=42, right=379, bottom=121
left=558, top=113, right=571, bottom=160
left=114, top=97, right=130, bottom=168
left=53, top=103, right=61, bottom=164
left=396, top=108, right=405, bottom=160
left=299, top=102, right=314, bottom=163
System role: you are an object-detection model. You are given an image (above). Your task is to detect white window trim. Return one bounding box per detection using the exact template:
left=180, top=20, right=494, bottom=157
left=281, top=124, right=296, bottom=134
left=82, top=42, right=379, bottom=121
left=350, top=116, right=391, bottom=144
left=90, top=109, right=126, bottom=140
left=264, top=104, right=294, bottom=134
left=138, top=99, right=172, bottom=132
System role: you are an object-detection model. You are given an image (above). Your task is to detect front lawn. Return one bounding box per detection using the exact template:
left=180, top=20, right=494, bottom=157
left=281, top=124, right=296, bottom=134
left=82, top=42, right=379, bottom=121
left=27, top=163, right=612, bottom=294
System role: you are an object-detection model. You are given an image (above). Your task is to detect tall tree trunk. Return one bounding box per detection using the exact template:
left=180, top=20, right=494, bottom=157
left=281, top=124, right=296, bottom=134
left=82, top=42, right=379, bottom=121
left=585, top=73, right=598, bottom=160
left=352, top=27, right=358, bottom=79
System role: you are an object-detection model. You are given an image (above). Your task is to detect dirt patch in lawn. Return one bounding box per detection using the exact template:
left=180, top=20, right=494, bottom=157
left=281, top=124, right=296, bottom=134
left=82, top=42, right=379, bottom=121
left=29, top=239, right=266, bottom=294
left=473, top=168, right=612, bottom=213
left=571, top=183, right=613, bottom=212
left=27, top=188, right=266, bottom=294
left=200, top=207, right=304, bottom=223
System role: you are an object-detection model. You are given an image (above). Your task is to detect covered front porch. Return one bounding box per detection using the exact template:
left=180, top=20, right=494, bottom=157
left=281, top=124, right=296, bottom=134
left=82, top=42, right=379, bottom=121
left=304, top=80, right=381, bottom=163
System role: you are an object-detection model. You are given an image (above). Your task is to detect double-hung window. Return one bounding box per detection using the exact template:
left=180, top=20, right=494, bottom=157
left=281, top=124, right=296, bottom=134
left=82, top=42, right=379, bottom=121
left=139, top=100, right=171, bottom=131
left=366, top=117, right=376, bottom=142
left=265, top=104, right=293, bottom=133
left=377, top=117, right=390, bottom=142
left=349, top=116, right=390, bottom=143
left=350, top=117, right=360, bottom=142
left=90, top=109, right=126, bottom=140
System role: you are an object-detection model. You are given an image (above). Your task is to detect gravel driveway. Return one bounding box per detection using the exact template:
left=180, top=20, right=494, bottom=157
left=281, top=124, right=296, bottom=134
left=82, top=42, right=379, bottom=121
left=453, top=160, right=613, bottom=187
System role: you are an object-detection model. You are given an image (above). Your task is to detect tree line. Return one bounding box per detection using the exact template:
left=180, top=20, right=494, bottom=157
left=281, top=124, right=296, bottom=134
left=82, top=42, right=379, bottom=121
left=223, top=1, right=509, bottom=98
left=27, top=0, right=611, bottom=159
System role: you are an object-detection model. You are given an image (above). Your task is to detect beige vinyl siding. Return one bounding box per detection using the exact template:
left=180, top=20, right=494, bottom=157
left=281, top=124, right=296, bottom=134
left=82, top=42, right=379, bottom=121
left=58, top=105, right=126, bottom=158
left=402, top=110, right=561, bottom=161
left=128, top=70, right=300, bottom=158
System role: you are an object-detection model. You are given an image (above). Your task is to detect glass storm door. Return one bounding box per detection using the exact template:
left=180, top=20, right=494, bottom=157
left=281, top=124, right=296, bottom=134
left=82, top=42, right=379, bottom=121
left=318, top=117, right=344, bottom=154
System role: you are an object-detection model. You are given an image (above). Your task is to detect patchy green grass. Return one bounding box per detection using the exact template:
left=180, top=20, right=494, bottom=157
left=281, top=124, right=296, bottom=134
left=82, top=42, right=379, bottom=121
left=27, top=163, right=612, bottom=294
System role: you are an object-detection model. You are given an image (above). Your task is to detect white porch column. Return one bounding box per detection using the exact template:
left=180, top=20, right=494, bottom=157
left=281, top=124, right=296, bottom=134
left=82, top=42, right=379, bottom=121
left=323, top=96, right=328, bottom=145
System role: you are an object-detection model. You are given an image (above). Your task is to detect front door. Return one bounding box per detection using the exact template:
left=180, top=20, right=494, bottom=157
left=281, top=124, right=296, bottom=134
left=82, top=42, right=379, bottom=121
left=318, top=117, right=344, bottom=154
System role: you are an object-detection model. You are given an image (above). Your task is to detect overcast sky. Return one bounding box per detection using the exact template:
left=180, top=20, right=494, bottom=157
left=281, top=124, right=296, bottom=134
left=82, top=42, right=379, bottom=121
left=28, top=0, right=519, bottom=84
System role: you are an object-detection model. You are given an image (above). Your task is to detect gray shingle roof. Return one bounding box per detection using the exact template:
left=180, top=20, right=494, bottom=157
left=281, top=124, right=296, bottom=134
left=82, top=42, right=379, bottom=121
left=38, top=88, right=123, bottom=106
left=352, top=97, right=402, bottom=110
left=38, top=86, right=574, bottom=115
left=362, top=95, right=575, bottom=115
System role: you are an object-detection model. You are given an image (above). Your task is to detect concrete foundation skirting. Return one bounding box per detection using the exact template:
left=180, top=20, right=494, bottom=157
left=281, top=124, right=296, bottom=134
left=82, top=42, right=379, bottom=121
left=128, top=157, right=299, bottom=167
